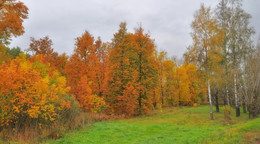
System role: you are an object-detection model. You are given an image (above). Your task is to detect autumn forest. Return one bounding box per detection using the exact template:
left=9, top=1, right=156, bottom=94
left=0, top=0, right=259, bottom=143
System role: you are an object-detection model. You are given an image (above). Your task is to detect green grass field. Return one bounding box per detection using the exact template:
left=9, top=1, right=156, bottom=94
left=45, top=106, right=260, bottom=144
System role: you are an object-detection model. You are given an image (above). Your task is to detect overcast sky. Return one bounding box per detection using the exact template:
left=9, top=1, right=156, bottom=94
left=10, top=0, right=260, bottom=58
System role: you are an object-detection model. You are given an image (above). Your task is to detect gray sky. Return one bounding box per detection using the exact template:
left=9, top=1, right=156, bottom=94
left=10, top=0, right=260, bottom=58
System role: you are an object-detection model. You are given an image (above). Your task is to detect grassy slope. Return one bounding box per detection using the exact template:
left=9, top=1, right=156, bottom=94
left=45, top=106, right=260, bottom=144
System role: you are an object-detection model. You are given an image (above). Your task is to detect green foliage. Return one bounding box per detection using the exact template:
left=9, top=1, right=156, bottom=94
left=6, top=47, right=23, bottom=59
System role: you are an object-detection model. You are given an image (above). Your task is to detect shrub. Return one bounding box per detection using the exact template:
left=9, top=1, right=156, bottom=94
left=223, top=106, right=233, bottom=120
left=0, top=55, right=84, bottom=142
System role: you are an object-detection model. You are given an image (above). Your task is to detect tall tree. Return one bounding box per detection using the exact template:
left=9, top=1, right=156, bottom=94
left=246, top=41, right=260, bottom=119
left=215, top=0, right=255, bottom=117
left=74, top=31, right=95, bottom=64
left=184, top=4, right=224, bottom=120
left=104, top=22, right=138, bottom=116
left=215, top=0, right=231, bottom=106
left=94, top=37, right=108, bottom=97
left=133, top=26, right=158, bottom=114
left=163, top=59, right=176, bottom=106
left=157, top=51, right=167, bottom=106
left=66, top=31, right=107, bottom=112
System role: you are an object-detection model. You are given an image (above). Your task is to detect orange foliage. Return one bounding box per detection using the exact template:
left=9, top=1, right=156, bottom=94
left=174, top=63, right=206, bottom=105
left=0, top=54, right=71, bottom=127
left=0, top=0, right=213, bottom=140
left=73, top=76, right=106, bottom=112
left=0, top=0, right=28, bottom=45
left=28, top=36, right=54, bottom=56
left=65, top=31, right=107, bottom=112
left=0, top=18, right=208, bottom=136
left=28, top=37, right=69, bottom=75
left=103, top=23, right=158, bottom=116
left=103, top=22, right=138, bottom=116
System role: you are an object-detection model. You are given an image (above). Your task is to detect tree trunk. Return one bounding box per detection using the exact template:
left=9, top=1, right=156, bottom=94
left=153, top=90, right=157, bottom=108
left=242, top=102, right=246, bottom=113
left=161, top=84, right=164, bottom=105
left=242, top=76, right=248, bottom=113
left=234, top=72, right=240, bottom=117
left=226, top=85, right=230, bottom=106
left=138, top=54, right=142, bottom=114
left=160, top=68, right=164, bottom=105
left=215, top=89, right=219, bottom=112
left=248, top=105, right=254, bottom=119
left=208, top=79, right=214, bottom=120
left=242, top=92, right=246, bottom=113
left=249, top=112, right=254, bottom=119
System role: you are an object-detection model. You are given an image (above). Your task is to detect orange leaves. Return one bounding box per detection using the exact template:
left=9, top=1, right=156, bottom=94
left=28, top=37, right=69, bottom=75
left=0, top=57, right=40, bottom=126
left=114, top=83, right=138, bottom=116
left=73, top=76, right=106, bottom=112
left=75, top=31, right=95, bottom=62
left=28, top=36, right=54, bottom=56
left=0, top=0, right=28, bottom=44
left=65, top=31, right=108, bottom=113
left=0, top=55, right=72, bottom=127
left=0, top=19, right=208, bottom=129
left=74, top=76, right=94, bottom=111
left=103, top=23, right=158, bottom=116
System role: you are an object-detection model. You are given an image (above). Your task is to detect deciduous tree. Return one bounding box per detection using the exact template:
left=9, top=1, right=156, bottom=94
left=184, top=4, right=224, bottom=120
left=0, top=0, right=28, bottom=45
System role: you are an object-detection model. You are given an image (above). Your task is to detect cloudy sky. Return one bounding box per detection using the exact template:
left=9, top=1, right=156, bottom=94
left=10, top=0, right=260, bottom=58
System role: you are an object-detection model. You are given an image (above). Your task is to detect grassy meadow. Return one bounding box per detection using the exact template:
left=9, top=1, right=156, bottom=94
left=43, top=105, right=260, bottom=144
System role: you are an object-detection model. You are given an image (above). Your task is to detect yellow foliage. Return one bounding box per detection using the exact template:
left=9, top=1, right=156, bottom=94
left=0, top=56, right=72, bottom=127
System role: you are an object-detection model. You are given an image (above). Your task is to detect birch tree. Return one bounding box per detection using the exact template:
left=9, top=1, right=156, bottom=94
left=184, top=4, right=224, bottom=120
left=215, top=0, right=255, bottom=116
left=246, top=41, right=260, bottom=119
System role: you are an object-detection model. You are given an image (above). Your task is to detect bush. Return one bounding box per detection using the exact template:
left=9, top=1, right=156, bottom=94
left=0, top=55, right=85, bottom=142
left=223, top=106, right=233, bottom=120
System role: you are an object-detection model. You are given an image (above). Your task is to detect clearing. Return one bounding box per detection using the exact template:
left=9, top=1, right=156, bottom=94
left=45, top=105, right=260, bottom=144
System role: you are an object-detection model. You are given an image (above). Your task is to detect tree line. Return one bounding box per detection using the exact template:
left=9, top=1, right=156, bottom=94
left=0, top=0, right=259, bottom=141
left=185, top=0, right=260, bottom=119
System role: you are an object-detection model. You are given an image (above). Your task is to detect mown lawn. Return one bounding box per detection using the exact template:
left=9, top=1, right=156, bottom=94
left=45, top=105, right=260, bottom=144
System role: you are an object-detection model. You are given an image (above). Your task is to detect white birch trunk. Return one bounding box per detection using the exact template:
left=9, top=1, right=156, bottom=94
left=226, top=85, right=230, bottom=106
left=208, top=79, right=213, bottom=120
left=234, top=71, right=240, bottom=116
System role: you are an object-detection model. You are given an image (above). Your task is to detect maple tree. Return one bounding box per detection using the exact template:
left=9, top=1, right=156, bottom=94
left=28, top=36, right=54, bottom=56
left=73, top=76, right=106, bottom=112
left=0, top=0, right=28, bottom=64
left=65, top=31, right=106, bottom=112
left=27, top=36, right=69, bottom=75
left=0, top=0, right=28, bottom=45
